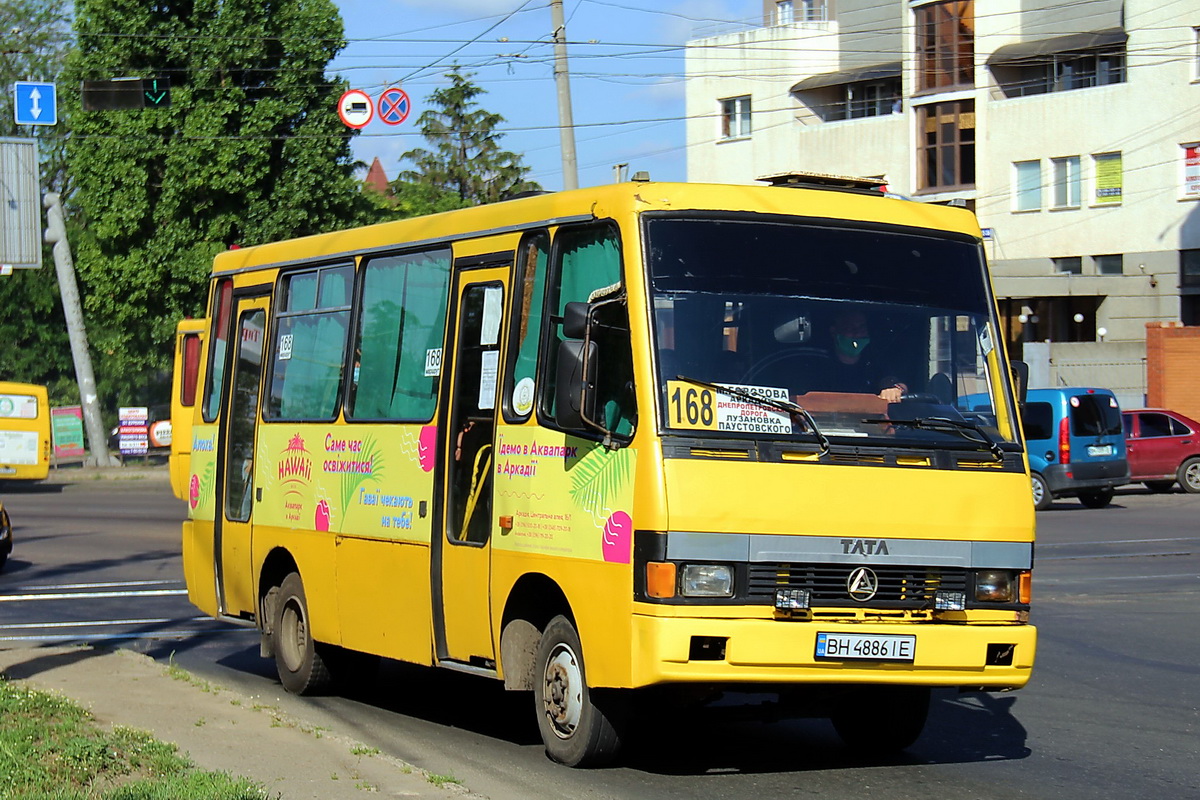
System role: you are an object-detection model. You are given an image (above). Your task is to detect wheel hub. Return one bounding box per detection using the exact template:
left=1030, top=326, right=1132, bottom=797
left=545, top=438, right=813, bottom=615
left=542, top=644, right=583, bottom=739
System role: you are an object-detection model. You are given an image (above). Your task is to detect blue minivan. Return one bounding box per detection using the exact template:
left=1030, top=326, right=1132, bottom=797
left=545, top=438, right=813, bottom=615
left=1021, top=388, right=1130, bottom=510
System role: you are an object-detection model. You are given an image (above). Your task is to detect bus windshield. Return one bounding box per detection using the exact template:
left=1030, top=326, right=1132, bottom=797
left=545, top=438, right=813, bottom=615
left=645, top=214, right=1018, bottom=449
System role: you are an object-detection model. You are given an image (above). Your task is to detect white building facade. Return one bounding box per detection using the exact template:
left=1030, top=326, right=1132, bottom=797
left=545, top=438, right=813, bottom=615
left=685, top=0, right=1200, bottom=404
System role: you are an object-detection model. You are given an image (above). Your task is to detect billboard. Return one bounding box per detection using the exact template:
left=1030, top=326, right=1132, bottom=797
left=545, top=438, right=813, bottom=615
left=0, top=138, right=41, bottom=269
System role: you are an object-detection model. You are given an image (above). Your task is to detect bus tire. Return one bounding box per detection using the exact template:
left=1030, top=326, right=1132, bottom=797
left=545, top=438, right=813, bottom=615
left=273, top=572, right=332, bottom=695
left=534, top=615, right=624, bottom=767
left=831, top=685, right=930, bottom=753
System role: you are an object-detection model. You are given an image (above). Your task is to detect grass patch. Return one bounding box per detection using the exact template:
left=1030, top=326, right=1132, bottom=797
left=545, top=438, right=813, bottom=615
left=0, top=674, right=266, bottom=799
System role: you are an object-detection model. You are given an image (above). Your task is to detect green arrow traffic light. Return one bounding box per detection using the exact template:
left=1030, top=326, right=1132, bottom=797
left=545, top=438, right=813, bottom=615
left=143, top=78, right=169, bottom=107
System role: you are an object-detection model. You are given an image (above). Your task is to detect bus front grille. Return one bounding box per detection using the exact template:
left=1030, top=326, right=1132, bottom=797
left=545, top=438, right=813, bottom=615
left=747, top=563, right=969, bottom=609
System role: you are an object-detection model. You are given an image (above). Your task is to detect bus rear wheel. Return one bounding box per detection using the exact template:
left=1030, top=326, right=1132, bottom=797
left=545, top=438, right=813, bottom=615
left=273, top=572, right=332, bottom=695
left=534, top=615, right=625, bottom=767
left=830, top=686, right=930, bottom=754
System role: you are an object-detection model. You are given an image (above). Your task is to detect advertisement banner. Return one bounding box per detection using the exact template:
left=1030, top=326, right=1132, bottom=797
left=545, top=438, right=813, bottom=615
left=1184, top=144, right=1200, bottom=198
left=1094, top=153, right=1123, bottom=205
left=51, top=405, right=86, bottom=458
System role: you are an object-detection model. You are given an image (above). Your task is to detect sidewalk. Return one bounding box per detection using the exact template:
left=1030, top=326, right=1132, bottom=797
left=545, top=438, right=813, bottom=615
left=0, top=644, right=480, bottom=799
left=10, top=463, right=483, bottom=798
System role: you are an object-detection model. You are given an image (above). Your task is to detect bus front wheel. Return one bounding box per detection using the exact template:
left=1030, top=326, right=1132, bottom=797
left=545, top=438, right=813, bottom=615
left=273, top=572, right=332, bottom=695
left=534, top=615, right=625, bottom=767
left=830, top=685, right=930, bottom=754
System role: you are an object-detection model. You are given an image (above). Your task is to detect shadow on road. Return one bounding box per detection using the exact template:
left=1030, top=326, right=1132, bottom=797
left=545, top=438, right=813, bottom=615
left=180, top=643, right=1031, bottom=775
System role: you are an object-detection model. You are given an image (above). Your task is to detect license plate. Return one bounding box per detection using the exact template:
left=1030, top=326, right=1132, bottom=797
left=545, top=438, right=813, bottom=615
left=1087, top=444, right=1114, bottom=457
left=815, top=632, right=916, bottom=662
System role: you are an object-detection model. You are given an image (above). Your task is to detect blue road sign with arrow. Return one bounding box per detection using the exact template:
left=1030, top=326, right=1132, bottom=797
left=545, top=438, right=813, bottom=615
left=14, top=81, right=57, bottom=126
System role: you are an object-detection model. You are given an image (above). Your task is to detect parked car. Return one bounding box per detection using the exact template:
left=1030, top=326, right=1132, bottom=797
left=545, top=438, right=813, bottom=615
left=1021, top=388, right=1130, bottom=510
left=0, top=499, right=11, bottom=571
left=1122, top=408, right=1200, bottom=493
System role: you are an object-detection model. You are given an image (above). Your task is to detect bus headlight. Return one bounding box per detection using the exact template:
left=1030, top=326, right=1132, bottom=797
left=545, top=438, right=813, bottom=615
left=680, top=564, right=733, bottom=597
left=975, top=570, right=1016, bottom=602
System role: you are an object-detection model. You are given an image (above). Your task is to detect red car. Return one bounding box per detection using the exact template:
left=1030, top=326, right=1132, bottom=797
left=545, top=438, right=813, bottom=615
left=1122, top=408, right=1200, bottom=493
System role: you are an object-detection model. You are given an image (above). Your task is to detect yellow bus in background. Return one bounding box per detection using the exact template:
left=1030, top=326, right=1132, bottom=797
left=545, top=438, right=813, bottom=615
left=0, top=381, right=51, bottom=482
left=179, top=179, right=1036, bottom=767
left=169, top=318, right=206, bottom=500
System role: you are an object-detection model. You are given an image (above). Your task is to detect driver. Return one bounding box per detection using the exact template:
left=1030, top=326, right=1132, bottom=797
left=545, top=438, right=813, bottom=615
left=826, top=309, right=907, bottom=403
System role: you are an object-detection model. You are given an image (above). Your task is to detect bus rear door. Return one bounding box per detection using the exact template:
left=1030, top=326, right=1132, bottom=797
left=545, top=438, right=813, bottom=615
left=435, top=265, right=508, bottom=667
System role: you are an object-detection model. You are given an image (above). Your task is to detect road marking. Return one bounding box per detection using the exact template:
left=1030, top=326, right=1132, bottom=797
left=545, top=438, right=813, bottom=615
left=1036, top=573, right=1199, bottom=584
left=0, top=629, right=254, bottom=643
left=0, top=616, right=216, bottom=630
left=1039, top=552, right=1194, bottom=561
left=1039, top=537, right=1199, bottom=547
left=6, top=579, right=181, bottom=591
left=0, top=589, right=188, bottom=602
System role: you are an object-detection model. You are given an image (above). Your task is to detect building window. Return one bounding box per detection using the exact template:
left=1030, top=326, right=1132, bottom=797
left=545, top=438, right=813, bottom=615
left=915, top=1, right=974, bottom=93
left=917, top=100, right=975, bottom=191
left=1181, top=249, right=1200, bottom=288
left=992, top=43, right=1126, bottom=98
left=1052, top=156, right=1082, bottom=208
left=720, top=95, right=751, bottom=139
left=1014, top=160, right=1041, bottom=211
left=1093, top=152, right=1123, bottom=205
left=1094, top=254, right=1123, bottom=275
left=775, top=1, right=794, bottom=25
left=1194, top=28, right=1200, bottom=80
left=817, top=79, right=901, bottom=121
left=1053, top=257, right=1082, bottom=275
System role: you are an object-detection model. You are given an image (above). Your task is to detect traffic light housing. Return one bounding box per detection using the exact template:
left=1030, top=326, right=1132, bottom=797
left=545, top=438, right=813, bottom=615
left=82, top=78, right=170, bottom=110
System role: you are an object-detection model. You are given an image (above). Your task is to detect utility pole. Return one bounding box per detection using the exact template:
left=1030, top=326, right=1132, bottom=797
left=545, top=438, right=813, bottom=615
left=44, top=192, right=117, bottom=467
left=550, top=0, right=579, bottom=190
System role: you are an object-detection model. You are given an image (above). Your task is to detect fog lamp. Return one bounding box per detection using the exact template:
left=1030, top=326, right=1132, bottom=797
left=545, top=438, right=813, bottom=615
left=681, top=564, right=733, bottom=597
left=775, top=588, right=811, bottom=610
left=935, top=590, right=966, bottom=611
left=975, top=570, right=1016, bottom=602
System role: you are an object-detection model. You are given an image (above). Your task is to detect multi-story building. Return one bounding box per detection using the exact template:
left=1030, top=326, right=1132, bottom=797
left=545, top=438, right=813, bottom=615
left=685, top=0, right=1200, bottom=405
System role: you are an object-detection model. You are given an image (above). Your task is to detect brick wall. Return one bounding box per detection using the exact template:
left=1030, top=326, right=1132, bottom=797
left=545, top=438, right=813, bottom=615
left=1145, top=323, right=1200, bottom=419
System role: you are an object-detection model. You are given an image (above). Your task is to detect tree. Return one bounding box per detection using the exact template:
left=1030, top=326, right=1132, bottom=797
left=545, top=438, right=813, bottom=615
left=60, top=0, right=374, bottom=409
left=400, top=68, right=541, bottom=205
left=0, top=0, right=74, bottom=400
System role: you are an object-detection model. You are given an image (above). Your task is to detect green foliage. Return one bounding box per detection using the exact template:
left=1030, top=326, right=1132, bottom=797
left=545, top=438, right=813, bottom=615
left=0, top=676, right=266, bottom=798
left=400, top=67, right=541, bottom=205
left=0, top=1, right=74, bottom=399
left=55, top=0, right=379, bottom=409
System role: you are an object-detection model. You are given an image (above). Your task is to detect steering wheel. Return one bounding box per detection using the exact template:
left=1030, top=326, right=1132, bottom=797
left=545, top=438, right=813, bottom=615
left=739, top=347, right=830, bottom=384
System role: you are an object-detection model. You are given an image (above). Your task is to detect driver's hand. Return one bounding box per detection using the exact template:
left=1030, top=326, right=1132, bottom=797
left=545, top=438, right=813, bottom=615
left=880, top=386, right=904, bottom=404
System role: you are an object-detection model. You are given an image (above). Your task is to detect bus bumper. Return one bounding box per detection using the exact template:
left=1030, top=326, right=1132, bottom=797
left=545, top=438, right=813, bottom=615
left=630, top=613, right=1036, bottom=690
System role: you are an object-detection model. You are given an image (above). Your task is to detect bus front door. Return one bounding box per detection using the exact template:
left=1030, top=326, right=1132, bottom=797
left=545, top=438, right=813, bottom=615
left=214, top=296, right=269, bottom=620
left=436, top=268, right=507, bottom=666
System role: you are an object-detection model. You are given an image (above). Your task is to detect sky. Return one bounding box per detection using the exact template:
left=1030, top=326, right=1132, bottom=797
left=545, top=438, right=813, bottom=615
left=331, top=0, right=762, bottom=190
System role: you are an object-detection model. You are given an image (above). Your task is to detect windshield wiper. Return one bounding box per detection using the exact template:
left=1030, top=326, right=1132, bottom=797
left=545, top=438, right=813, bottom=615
left=861, top=415, right=1005, bottom=462
left=675, top=375, right=830, bottom=456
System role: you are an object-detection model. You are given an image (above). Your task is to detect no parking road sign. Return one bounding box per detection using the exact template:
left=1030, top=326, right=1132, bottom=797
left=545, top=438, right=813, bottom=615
left=378, top=87, right=411, bottom=126
left=337, top=89, right=373, bottom=129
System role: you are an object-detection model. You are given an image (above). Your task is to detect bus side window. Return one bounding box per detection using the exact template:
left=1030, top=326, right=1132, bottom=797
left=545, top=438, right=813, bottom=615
left=541, top=223, right=636, bottom=438
left=203, top=278, right=234, bottom=423
left=503, top=230, right=549, bottom=423
left=348, top=248, right=452, bottom=421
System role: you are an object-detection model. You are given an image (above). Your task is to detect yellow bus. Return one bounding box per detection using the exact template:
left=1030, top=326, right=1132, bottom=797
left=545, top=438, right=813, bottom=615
left=179, top=179, right=1036, bottom=766
left=0, top=381, right=51, bottom=482
left=170, top=318, right=206, bottom=500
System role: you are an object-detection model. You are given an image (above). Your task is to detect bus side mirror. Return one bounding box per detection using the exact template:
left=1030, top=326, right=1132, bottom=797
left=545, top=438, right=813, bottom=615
left=562, top=301, right=589, bottom=339
left=1010, top=360, right=1029, bottom=405
left=555, top=338, right=597, bottom=429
